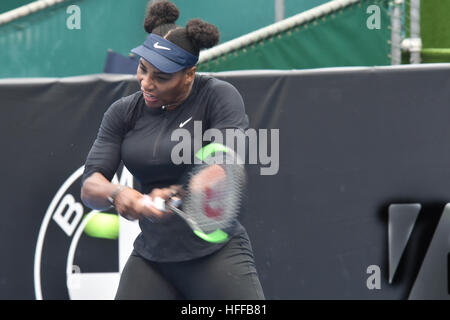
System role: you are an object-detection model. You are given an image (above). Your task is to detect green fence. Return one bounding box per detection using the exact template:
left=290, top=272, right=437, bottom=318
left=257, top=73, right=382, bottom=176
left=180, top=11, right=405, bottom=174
left=0, top=0, right=333, bottom=78
left=1, top=0, right=447, bottom=77
left=0, top=0, right=149, bottom=78
left=197, top=0, right=391, bottom=72
left=171, top=0, right=331, bottom=43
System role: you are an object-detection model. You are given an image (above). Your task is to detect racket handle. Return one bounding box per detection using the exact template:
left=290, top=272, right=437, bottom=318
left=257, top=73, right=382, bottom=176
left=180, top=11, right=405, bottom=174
left=153, top=197, right=166, bottom=211
left=141, top=195, right=166, bottom=212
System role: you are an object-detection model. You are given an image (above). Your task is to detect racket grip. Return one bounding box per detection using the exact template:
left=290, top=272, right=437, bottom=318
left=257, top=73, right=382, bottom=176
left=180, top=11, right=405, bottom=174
left=153, top=197, right=166, bottom=211
left=141, top=195, right=166, bottom=212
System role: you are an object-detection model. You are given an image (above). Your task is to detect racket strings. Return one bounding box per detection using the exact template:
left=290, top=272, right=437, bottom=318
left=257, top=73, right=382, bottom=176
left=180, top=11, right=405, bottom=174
left=182, top=156, right=246, bottom=234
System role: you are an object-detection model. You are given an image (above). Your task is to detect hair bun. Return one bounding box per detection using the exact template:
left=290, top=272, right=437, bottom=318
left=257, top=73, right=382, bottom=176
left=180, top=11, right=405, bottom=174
left=186, top=18, right=220, bottom=50
left=144, top=1, right=180, bottom=33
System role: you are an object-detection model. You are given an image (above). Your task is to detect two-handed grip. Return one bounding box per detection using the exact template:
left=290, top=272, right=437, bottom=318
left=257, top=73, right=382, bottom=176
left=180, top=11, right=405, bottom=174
left=141, top=195, right=166, bottom=212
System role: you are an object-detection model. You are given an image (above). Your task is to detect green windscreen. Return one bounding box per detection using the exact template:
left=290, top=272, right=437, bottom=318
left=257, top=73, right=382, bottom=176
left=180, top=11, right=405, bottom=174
left=197, top=0, right=391, bottom=72
left=0, top=0, right=149, bottom=78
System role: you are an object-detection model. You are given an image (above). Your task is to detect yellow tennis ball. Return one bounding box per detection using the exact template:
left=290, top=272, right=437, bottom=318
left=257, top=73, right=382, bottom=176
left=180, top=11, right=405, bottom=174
left=83, top=212, right=119, bottom=240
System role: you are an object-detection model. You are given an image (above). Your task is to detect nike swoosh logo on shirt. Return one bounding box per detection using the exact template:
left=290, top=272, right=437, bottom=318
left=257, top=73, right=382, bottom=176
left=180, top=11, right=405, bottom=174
left=153, top=42, right=171, bottom=51
left=179, top=117, right=193, bottom=128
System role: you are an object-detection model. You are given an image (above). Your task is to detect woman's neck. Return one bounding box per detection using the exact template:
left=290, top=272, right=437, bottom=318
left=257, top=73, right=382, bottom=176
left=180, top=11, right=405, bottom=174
left=164, top=77, right=195, bottom=111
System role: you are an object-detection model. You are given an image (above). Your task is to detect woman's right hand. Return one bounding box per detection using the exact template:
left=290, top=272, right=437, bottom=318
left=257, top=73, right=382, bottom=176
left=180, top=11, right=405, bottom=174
left=80, top=173, right=169, bottom=220
left=113, top=187, right=168, bottom=220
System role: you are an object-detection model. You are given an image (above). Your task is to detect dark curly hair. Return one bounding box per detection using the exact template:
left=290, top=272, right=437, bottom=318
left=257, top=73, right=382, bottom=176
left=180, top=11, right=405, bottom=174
left=144, top=1, right=219, bottom=56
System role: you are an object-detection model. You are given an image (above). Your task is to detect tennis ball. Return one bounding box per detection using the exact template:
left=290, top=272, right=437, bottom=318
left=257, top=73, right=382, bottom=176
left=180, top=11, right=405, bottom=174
left=83, top=212, right=119, bottom=240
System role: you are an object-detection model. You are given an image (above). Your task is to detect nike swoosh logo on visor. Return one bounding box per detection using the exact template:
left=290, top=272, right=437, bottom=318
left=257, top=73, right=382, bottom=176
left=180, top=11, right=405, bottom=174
left=154, top=42, right=171, bottom=51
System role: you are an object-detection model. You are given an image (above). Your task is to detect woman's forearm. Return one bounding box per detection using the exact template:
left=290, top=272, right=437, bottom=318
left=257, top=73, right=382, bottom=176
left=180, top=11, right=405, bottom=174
left=81, top=172, right=121, bottom=210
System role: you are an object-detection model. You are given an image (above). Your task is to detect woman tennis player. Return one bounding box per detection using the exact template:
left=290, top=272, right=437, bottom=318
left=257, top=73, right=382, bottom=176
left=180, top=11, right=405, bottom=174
left=80, top=1, right=265, bottom=300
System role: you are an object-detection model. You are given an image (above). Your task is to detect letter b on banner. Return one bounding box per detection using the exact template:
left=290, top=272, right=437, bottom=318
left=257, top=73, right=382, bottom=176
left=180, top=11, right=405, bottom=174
left=52, top=194, right=83, bottom=236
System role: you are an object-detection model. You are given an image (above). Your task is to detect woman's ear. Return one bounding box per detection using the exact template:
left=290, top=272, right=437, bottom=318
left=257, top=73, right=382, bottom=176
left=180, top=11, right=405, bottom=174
left=185, top=66, right=196, bottom=83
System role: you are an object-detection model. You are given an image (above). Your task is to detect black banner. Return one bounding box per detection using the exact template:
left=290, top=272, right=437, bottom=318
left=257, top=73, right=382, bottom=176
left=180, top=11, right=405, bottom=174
left=2, top=65, right=450, bottom=299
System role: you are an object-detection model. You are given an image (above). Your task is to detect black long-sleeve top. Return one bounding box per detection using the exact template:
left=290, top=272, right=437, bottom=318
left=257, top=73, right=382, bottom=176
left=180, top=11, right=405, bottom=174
left=82, top=74, right=249, bottom=262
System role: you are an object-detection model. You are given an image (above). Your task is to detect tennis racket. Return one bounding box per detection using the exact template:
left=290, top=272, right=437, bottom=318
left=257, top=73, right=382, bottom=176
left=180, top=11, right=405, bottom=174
left=141, top=143, right=246, bottom=243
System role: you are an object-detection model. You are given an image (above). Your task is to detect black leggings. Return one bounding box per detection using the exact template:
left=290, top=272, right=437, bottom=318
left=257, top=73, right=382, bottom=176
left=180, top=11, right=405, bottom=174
left=115, top=232, right=265, bottom=300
